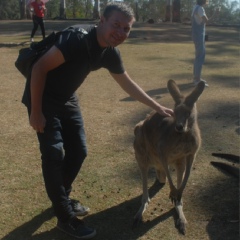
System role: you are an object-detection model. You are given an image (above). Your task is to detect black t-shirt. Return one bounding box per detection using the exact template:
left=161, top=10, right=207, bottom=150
left=22, top=26, right=125, bottom=107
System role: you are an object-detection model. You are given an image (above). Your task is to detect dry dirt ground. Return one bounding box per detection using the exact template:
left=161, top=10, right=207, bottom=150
left=0, top=20, right=239, bottom=240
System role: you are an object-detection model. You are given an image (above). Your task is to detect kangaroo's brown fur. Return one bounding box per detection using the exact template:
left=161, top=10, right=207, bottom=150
left=133, top=79, right=205, bottom=234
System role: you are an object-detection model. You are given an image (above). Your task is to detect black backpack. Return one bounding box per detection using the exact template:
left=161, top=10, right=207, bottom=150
left=15, top=27, right=88, bottom=78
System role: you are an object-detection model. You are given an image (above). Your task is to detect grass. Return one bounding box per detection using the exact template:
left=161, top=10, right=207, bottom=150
left=0, top=20, right=239, bottom=240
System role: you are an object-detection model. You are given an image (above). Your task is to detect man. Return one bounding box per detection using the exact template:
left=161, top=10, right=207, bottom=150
left=28, top=0, right=47, bottom=42
left=22, top=2, right=173, bottom=239
left=191, top=0, right=219, bottom=86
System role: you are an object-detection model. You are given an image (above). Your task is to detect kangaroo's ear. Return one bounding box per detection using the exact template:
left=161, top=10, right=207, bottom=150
left=185, top=81, right=205, bottom=107
left=167, top=79, right=183, bottom=104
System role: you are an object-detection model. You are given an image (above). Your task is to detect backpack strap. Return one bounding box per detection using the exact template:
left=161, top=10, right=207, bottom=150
left=60, top=26, right=91, bottom=61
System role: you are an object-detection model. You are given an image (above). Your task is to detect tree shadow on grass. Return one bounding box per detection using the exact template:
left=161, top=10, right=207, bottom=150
left=202, top=175, right=239, bottom=240
left=1, top=181, right=177, bottom=240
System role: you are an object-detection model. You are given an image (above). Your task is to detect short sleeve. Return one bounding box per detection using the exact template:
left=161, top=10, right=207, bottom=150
left=197, top=7, right=205, bottom=17
left=54, top=31, right=86, bottom=62
left=104, top=47, right=125, bottom=74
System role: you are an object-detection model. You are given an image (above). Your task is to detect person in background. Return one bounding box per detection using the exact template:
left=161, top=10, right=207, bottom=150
left=191, top=0, right=220, bottom=86
left=22, top=2, right=173, bottom=239
left=28, top=0, right=47, bottom=42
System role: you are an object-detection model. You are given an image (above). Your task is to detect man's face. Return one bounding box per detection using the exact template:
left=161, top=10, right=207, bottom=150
left=99, top=11, right=134, bottom=47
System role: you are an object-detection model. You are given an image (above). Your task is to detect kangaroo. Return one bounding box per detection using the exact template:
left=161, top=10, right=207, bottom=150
left=133, top=79, right=205, bottom=234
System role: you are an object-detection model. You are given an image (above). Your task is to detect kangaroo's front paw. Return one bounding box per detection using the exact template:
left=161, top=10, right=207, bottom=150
left=169, top=188, right=182, bottom=204
left=169, top=187, right=178, bottom=203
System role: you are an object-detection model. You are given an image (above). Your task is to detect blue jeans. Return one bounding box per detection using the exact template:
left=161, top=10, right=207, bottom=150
left=35, top=101, right=87, bottom=222
left=191, top=5, right=206, bottom=81
left=193, top=38, right=205, bottom=80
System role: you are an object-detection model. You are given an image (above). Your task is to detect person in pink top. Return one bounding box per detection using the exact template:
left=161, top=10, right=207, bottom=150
left=28, top=0, right=47, bottom=42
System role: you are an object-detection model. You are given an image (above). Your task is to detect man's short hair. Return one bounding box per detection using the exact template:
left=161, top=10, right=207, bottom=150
left=103, top=2, right=135, bottom=21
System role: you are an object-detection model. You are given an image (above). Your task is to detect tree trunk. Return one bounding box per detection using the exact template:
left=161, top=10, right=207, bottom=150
left=60, top=0, right=66, bottom=19
left=135, top=1, right=139, bottom=22
left=165, top=0, right=181, bottom=22
left=93, top=0, right=100, bottom=19
left=19, top=0, right=27, bottom=19
left=173, top=0, right=181, bottom=22
left=165, top=0, right=172, bottom=22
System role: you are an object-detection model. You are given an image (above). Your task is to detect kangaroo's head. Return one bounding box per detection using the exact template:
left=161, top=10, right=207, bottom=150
left=167, top=79, right=205, bottom=133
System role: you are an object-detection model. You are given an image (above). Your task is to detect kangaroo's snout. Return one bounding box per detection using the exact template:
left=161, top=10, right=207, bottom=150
left=175, top=124, right=185, bottom=133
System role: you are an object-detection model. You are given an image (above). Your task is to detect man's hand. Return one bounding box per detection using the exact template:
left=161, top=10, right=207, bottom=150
left=157, top=105, right=174, bottom=117
left=29, top=112, right=46, bottom=133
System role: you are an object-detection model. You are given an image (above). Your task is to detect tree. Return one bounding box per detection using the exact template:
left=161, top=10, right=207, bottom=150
left=93, top=0, right=100, bottom=19
left=0, top=0, right=20, bottom=20
left=172, top=0, right=181, bottom=22
left=65, top=0, right=93, bottom=19
left=84, top=0, right=93, bottom=19
left=46, top=0, right=59, bottom=19
left=60, top=0, right=66, bottom=19
left=0, top=0, right=239, bottom=23
left=133, top=0, right=166, bottom=22
left=20, top=0, right=27, bottom=19
left=165, top=0, right=181, bottom=22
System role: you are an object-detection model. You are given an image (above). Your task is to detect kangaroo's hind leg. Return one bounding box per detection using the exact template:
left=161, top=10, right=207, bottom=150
left=174, top=155, right=195, bottom=235
left=133, top=157, right=150, bottom=228
left=174, top=158, right=187, bottom=235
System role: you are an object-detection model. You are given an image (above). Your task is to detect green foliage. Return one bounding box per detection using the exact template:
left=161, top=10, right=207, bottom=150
left=0, top=0, right=239, bottom=23
left=46, top=0, right=60, bottom=19
left=66, top=0, right=93, bottom=19
left=0, top=0, right=20, bottom=20
left=198, top=0, right=240, bottom=25
left=126, top=0, right=166, bottom=22
left=124, top=0, right=240, bottom=24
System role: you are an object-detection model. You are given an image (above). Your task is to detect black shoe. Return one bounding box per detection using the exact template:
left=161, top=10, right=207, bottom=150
left=70, top=199, right=90, bottom=216
left=57, top=217, right=96, bottom=239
